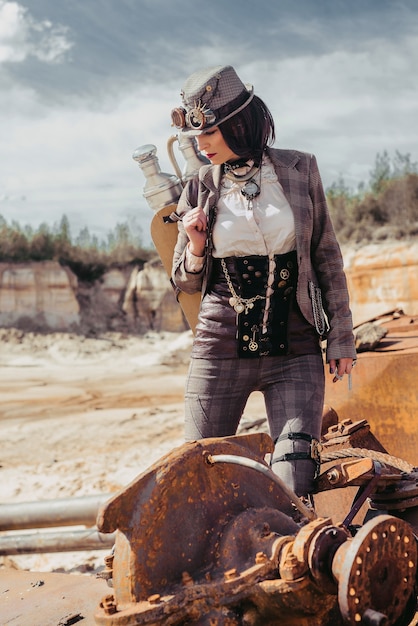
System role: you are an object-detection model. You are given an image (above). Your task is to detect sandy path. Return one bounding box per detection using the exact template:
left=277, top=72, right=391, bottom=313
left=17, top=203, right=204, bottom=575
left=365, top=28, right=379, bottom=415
left=0, top=329, right=267, bottom=573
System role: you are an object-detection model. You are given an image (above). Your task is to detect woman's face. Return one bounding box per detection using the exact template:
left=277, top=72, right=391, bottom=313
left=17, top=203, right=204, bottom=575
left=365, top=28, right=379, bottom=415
left=196, top=127, right=239, bottom=165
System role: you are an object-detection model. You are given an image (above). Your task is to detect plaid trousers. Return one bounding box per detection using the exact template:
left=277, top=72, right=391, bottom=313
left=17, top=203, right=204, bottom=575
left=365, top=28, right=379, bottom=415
left=184, top=353, right=325, bottom=496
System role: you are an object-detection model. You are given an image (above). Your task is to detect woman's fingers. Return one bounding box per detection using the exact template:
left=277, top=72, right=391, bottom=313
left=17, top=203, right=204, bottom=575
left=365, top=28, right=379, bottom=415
left=330, top=357, right=356, bottom=383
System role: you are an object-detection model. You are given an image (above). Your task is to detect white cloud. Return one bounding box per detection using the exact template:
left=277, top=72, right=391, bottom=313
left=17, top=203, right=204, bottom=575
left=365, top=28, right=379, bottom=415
left=1, top=2, right=417, bottom=246
left=1, top=83, right=176, bottom=187
left=0, top=0, right=73, bottom=64
left=0, top=79, right=180, bottom=245
left=237, top=31, right=418, bottom=188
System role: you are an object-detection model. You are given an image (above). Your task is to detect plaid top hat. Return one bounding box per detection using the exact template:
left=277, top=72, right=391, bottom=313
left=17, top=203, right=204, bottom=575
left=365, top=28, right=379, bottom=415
left=171, top=65, right=254, bottom=135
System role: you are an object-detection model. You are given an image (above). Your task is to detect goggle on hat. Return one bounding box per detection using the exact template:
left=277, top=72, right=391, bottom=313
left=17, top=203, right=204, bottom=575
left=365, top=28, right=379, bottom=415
left=171, top=65, right=254, bottom=135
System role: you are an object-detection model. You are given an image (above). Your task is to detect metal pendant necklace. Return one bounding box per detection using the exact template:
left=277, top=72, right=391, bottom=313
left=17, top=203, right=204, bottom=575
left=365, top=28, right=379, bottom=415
left=223, top=160, right=261, bottom=210
left=240, top=175, right=261, bottom=210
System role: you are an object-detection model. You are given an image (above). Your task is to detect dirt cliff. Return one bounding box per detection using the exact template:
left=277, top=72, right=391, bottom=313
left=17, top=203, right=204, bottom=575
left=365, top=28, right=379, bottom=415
left=0, top=240, right=417, bottom=335
left=0, top=257, right=187, bottom=335
left=343, top=240, right=418, bottom=324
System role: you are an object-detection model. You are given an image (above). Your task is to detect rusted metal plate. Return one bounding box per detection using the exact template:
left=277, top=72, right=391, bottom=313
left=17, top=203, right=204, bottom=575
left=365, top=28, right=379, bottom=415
left=314, top=419, right=390, bottom=526
left=324, top=314, right=418, bottom=466
left=97, top=433, right=295, bottom=606
left=0, top=569, right=105, bottom=626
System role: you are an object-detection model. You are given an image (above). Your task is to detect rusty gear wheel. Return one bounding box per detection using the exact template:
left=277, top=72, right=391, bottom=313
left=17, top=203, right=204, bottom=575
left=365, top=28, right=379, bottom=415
left=337, top=514, right=417, bottom=625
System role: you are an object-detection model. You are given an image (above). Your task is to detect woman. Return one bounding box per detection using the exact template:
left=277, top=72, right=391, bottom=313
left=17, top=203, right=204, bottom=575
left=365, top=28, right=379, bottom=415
left=170, top=65, right=356, bottom=497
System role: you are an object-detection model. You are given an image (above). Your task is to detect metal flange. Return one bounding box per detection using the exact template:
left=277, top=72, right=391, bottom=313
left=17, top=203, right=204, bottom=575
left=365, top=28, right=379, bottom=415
left=334, top=514, right=417, bottom=625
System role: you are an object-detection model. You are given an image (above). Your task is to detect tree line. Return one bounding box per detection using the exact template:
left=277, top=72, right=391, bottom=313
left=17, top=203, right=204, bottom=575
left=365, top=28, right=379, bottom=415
left=0, top=214, right=153, bottom=282
left=0, top=151, right=417, bottom=281
left=326, top=150, right=418, bottom=244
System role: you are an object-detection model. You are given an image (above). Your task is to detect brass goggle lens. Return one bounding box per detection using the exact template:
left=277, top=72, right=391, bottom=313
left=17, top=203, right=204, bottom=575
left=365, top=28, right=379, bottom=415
left=171, top=102, right=216, bottom=130
left=171, top=107, right=186, bottom=129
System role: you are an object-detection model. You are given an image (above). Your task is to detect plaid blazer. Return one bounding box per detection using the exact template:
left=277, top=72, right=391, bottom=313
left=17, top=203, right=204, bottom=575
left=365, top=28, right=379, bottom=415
left=172, top=148, right=356, bottom=362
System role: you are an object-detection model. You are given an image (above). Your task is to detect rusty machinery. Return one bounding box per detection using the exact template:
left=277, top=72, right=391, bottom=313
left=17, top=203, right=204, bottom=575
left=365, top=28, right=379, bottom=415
left=91, top=140, right=418, bottom=626
left=93, top=427, right=418, bottom=626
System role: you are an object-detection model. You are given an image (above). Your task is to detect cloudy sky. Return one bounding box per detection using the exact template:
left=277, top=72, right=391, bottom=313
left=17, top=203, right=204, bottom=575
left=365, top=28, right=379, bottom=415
left=1, top=0, right=417, bottom=246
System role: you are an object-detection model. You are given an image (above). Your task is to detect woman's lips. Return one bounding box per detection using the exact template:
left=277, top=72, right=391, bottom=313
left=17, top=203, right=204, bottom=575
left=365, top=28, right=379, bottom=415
left=206, top=153, right=216, bottom=159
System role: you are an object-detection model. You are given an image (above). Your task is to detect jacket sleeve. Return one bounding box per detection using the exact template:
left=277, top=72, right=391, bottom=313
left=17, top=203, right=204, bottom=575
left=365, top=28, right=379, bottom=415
left=171, top=179, right=206, bottom=296
left=308, top=155, right=356, bottom=362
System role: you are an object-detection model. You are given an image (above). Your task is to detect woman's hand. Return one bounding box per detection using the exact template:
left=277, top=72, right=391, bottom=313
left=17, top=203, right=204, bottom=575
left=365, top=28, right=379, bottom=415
left=329, top=358, right=356, bottom=383
left=183, top=207, right=207, bottom=257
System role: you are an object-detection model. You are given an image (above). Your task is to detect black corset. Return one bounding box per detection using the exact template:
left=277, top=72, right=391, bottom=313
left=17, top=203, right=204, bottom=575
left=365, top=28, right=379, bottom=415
left=211, top=251, right=298, bottom=357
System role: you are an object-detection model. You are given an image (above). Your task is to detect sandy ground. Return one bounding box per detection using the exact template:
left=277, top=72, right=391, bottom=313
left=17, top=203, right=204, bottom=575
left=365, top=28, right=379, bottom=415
left=0, top=329, right=267, bottom=574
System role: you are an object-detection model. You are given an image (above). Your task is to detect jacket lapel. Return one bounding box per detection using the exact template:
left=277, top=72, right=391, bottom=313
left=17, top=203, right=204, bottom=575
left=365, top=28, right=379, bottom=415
left=267, top=148, right=307, bottom=253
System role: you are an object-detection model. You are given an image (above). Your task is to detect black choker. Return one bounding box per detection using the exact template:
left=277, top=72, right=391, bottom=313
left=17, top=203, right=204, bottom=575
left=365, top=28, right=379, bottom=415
left=223, top=158, right=251, bottom=172
left=224, top=163, right=260, bottom=183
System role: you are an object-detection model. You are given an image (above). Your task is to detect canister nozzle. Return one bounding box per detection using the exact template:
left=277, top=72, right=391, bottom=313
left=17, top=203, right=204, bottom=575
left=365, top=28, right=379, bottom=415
left=132, top=144, right=183, bottom=212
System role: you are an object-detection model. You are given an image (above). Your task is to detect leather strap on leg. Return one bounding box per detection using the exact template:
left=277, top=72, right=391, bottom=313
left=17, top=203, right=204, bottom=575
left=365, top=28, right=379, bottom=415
left=271, top=432, right=321, bottom=478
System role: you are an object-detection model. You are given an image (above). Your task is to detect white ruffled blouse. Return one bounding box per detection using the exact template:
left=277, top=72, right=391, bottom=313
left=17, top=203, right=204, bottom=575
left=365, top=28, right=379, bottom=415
left=212, top=154, right=296, bottom=258
left=186, top=154, right=296, bottom=273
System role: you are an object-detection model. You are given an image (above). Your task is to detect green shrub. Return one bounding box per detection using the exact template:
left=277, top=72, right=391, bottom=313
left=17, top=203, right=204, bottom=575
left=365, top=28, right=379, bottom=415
left=0, top=216, right=155, bottom=281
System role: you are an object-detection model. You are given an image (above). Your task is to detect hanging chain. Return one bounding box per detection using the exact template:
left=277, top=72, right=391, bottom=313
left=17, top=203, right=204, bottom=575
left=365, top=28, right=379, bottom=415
left=221, top=259, right=265, bottom=314
left=309, top=281, right=327, bottom=335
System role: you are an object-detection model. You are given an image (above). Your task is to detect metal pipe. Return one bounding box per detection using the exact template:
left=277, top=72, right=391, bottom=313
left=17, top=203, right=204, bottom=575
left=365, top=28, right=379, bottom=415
left=206, top=454, right=317, bottom=521
left=0, top=528, right=116, bottom=555
left=0, top=493, right=112, bottom=531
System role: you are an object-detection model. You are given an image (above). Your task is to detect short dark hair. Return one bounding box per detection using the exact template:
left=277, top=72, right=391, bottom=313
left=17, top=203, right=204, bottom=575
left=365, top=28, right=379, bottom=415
left=219, top=95, right=275, bottom=164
